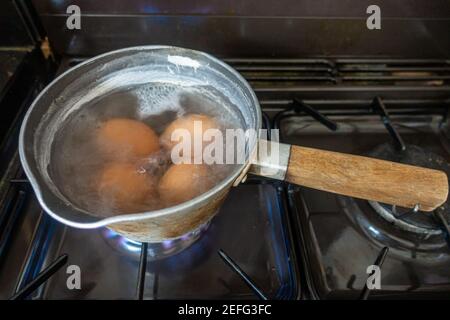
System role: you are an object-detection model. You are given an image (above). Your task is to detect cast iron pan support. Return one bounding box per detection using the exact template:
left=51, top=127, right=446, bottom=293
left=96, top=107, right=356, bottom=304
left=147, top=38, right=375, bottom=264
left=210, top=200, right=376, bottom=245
left=218, top=249, right=269, bottom=300
left=359, top=247, right=389, bottom=300
left=371, top=96, right=406, bottom=152
left=273, top=98, right=339, bottom=133
left=136, top=242, right=148, bottom=300
left=9, top=254, right=68, bottom=300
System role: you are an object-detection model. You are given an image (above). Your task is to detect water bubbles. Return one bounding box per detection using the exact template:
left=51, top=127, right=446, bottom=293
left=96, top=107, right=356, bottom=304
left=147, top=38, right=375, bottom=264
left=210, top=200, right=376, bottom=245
left=49, top=80, right=244, bottom=218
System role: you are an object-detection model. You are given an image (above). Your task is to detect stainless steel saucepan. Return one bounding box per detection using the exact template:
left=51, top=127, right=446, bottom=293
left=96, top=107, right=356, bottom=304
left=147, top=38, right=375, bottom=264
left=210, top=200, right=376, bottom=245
left=19, top=46, right=449, bottom=243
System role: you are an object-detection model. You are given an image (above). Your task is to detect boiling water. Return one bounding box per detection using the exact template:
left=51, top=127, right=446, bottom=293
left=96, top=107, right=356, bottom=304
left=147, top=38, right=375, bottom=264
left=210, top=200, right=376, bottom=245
left=50, top=82, right=245, bottom=217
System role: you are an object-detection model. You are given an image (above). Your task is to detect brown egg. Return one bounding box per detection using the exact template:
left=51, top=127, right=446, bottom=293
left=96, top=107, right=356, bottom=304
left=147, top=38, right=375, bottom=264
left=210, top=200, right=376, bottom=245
left=160, top=114, right=219, bottom=158
left=158, top=164, right=214, bottom=205
left=97, top=162, right=156, bottom=213
left=97, top=118, right=159, bottom=159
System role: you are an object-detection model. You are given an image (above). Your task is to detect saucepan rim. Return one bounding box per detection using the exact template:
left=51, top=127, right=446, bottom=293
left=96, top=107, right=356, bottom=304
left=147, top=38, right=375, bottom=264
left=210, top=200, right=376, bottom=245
left=19, top=45, right=262, bottom=229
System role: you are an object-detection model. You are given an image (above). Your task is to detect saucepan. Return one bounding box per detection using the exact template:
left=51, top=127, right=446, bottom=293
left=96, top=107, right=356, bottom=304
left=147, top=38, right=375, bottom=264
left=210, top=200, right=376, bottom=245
left=19, top=46, right=449, bottom=243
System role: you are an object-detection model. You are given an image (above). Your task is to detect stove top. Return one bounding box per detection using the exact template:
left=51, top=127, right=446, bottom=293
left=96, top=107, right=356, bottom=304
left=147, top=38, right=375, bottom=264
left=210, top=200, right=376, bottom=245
left=283, top=113, right=450, bottom=299
left=1, top=56, right=450, bottom=300
left=0, top=57, right=300, bottom=300
left=10, top=183, right=296, bottom=299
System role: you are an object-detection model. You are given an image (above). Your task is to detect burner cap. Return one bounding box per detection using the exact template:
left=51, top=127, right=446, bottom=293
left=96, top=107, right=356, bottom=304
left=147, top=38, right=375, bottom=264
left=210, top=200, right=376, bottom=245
left=366, top=143, right=450, bottom=234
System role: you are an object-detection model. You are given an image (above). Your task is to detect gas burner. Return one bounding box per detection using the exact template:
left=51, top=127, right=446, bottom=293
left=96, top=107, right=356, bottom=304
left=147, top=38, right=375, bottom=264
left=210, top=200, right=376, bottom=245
left=339, top=143, right=450, bottom=256
left=367, top=143, right=450, bottom=233
left=367, top=201, right=437, bottom=235
left=100, top=221, right=210, bottom=261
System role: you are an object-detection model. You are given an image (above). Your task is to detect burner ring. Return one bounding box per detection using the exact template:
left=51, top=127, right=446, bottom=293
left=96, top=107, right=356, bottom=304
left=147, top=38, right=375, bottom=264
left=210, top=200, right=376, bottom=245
left=366, top=143, right=450, bottom=234
left=340, top=196, right=448, bottom=256
left=339, top=142, right=450, bottom=255
left=368, top=200, right=442, bottom=236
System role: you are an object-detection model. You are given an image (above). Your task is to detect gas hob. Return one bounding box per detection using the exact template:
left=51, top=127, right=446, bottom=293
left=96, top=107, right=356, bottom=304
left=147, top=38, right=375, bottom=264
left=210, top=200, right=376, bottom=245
left=1, top=57, right=450, bottom=299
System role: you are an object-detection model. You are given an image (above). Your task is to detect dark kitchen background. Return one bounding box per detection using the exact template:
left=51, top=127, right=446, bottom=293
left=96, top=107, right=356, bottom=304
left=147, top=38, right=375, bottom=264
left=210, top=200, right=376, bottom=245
left=1, top=0, right=450, bottom=300
left=8, top=0, right=450, bottom=58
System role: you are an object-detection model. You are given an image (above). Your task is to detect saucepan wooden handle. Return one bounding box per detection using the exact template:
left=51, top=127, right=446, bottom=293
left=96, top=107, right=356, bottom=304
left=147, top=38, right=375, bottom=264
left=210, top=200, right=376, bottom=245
left=285, top=145, right=449, bottom=212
